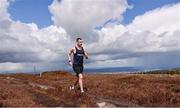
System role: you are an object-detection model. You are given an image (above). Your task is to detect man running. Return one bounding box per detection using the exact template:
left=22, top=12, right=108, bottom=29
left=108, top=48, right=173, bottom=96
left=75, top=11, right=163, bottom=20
left=68, top=37, right=88, bottom=93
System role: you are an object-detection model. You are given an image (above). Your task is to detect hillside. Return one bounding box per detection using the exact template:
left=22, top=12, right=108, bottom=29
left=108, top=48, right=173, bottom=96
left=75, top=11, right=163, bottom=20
left=0, top=70, right=180, bottom=107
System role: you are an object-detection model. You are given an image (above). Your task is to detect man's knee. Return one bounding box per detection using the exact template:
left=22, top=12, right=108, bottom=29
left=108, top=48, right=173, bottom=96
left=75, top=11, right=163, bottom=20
left=78, top=73, right=83, bottom=79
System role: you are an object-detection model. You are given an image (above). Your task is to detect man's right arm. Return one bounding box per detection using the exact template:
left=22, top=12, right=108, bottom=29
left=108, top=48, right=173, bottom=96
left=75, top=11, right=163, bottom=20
left=68, top=48, right=73, bottom=66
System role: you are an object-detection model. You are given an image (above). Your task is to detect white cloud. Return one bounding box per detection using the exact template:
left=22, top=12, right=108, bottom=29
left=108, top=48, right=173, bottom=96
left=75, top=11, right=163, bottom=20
left=0, top=0, right=70, bottom=72
left=0, top=20, right=69, bottom=62
left=127, top=3, right=180, bottom=34
left=49, top=0, right=130, bottom=41
left=88, top=3, right=180, bottom=68
left=0, top=0, right=10, bottom=21
left=100, top=3, right=180, bottom=53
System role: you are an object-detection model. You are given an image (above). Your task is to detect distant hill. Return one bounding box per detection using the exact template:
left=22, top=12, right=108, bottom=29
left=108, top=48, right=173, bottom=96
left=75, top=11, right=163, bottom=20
left=134, top=68, right=180, bottom=74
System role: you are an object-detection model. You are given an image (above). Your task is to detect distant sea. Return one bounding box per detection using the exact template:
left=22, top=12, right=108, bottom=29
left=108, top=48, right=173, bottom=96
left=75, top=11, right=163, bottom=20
left=84, top=67, right=141, bottom=74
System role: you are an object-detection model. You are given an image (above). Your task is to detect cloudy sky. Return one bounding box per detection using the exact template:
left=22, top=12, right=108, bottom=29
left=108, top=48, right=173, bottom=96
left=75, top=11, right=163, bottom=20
left=0, top=0, right=180, bottom=73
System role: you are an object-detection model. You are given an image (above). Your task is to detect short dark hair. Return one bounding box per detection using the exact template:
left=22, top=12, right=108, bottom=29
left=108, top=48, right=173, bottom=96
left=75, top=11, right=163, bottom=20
left=76, top=37, right=82, bottom=42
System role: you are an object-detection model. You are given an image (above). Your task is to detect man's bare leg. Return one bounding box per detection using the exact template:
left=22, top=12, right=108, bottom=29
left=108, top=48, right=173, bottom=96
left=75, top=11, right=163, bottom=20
left=79, top=73, right=84, bottom=93
left=74, top=77, right=79, bottom=87
left=70, top=77, right=78, bottom=90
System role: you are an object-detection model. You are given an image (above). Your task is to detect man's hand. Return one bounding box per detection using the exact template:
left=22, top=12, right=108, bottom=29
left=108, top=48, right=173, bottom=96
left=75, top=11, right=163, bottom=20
left=68, top=60, right=73, bottom=66
left=85, top=56, right=88, bottom=59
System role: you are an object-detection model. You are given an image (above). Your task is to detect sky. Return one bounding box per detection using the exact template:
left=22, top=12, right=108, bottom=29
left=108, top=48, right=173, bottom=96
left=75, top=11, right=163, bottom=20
left=0, top=0, right=180, bottom=73
left=8, top=0, right=180, bottom=27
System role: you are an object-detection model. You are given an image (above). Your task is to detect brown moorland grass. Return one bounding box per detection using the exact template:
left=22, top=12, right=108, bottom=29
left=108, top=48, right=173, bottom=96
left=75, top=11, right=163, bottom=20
left=0, top=70, right=179, bottom=107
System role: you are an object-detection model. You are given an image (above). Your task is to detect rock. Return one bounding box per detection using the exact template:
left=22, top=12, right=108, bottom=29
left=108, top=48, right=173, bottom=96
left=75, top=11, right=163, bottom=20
left=29, top=83, right=55, bottom=90
left=97, top=102, right=116, bottom=107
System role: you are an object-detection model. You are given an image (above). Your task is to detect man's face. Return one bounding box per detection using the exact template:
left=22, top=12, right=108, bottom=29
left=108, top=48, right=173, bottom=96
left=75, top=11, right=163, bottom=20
left=77, top=39, right=83, bottom=47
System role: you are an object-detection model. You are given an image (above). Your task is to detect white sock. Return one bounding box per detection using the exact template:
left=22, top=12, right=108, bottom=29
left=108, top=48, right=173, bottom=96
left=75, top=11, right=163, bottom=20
left=81, top=90, right=84, bottom=93
left=72, top=85, right=74, bottom=89
left=70, top=85, right=75, bottom=90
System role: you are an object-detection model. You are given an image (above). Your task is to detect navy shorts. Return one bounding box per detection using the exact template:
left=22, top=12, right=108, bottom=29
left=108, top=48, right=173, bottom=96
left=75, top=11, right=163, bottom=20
left=73, top=64, right=83, bottom=77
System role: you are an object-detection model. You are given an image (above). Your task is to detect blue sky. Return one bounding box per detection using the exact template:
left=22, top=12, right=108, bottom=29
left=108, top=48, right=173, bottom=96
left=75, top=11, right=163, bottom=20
left=9, top=0, right=53, bottom=28
left=8, top=0, right=180, bottom=28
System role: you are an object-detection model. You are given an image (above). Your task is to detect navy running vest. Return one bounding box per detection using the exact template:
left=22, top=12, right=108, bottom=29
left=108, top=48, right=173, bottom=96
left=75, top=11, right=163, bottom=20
left=73, top=46, right=85, bottom=65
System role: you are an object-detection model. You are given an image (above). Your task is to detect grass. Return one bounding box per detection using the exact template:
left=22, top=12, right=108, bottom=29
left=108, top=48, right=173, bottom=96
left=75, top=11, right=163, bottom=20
left=0, top=70, right=180, bottom=107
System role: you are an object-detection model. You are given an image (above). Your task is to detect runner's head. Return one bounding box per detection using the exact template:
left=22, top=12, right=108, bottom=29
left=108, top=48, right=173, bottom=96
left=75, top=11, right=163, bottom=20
left=76, top=37, right=83, bottom=47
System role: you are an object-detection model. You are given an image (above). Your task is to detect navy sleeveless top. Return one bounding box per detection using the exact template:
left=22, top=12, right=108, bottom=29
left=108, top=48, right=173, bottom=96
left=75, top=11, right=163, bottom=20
left=73, top=46, right=85, bottom=65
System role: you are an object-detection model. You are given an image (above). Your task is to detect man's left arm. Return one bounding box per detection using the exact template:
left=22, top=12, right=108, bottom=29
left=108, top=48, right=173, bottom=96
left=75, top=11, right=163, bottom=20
left=83, top=48, right=88, bottom=59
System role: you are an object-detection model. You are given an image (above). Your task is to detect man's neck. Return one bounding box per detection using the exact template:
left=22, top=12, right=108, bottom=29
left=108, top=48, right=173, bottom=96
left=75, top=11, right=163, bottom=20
left=76, top=45, right=82, bottom=49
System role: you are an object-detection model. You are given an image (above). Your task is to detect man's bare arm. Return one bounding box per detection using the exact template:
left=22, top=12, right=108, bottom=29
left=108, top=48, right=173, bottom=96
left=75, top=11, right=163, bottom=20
left=68, top=48, right=74, bottom=66
left=84, top=50, right=88, bottom=59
